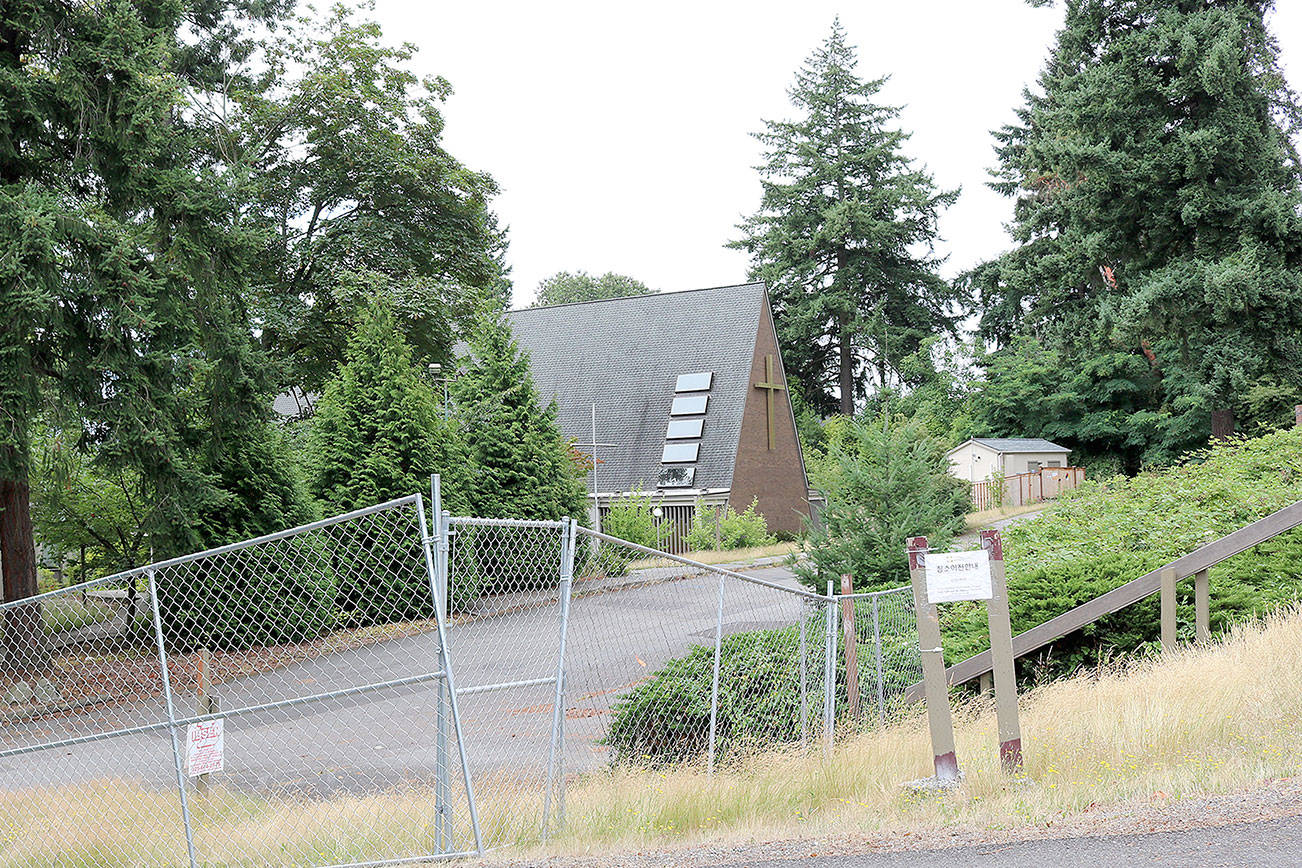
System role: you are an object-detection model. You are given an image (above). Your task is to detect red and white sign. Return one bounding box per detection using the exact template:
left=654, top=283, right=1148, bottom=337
left=186, top=719, right=224, bottom=776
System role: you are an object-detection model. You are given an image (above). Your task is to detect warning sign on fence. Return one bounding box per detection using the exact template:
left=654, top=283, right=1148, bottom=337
left=924, top=550, right=993, bottom=603
left=186, top=719, right=224, bottom=776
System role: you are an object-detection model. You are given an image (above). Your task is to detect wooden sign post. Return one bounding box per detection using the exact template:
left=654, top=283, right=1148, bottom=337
left=906, top=537, right=961, bottom=785
left=840, top=574, right=860, bottom=721
left=980, top=529, right=1022, bottom=773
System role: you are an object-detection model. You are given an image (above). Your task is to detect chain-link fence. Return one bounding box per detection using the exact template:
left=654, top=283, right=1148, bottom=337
left=0, top=494, right=480, bottom=867
left=1, top=490, right=921, bottom=866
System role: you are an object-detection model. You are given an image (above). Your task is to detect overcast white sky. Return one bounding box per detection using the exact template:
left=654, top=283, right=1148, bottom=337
left=372, top=0, right=1302, bottom=308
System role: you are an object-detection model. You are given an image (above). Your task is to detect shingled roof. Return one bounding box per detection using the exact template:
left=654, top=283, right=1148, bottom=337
left=504, top=283, right=767, bottom=494
left=968, top=437, right=1071, bottom=453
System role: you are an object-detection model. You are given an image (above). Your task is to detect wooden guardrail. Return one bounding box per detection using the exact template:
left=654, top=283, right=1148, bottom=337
left=911, top=499, right=1302, bottom=695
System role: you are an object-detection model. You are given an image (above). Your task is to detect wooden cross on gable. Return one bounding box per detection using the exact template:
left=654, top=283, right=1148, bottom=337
left=754, top=354, right=785, bottom=451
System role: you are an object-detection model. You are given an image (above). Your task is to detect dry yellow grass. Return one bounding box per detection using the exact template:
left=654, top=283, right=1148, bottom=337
left=5, top=608, right=1300, bottom=866
left=540, top=605, right=1302, bottom=857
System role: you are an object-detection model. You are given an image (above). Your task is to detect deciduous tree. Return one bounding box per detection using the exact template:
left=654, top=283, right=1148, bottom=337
left=532, top=271, right=654, bottom=307
left=246, top=4, right=509, bottom=399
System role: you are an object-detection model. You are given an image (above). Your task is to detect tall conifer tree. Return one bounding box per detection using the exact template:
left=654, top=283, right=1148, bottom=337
left=971, top=0, right=1302, bottom=460
left=453, top=311, right=587, bottom=521
left=310, top=301, right=472, bottom=514
left=732, top=20, right=959, bottom=416
left=0, top=1, right=293, bottom=665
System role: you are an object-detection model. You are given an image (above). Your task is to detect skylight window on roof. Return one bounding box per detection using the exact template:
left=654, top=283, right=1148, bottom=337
left=661, top=442, right=699, bottom=463
left=675, top=372, right=713, bottom=393
left=658, top=466, right=696, bottom=488
left=670, top=395, right=708, bottom=416
left=666, top=418, right=704, bottom=439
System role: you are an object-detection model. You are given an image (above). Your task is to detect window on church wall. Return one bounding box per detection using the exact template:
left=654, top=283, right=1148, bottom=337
left=666, top=419, right=704, bottom=439
left=670, top=395, right=708, bottom=415
left=661, top=442, right=699, bottom=463
left=675, top=372, right=713, bottom=392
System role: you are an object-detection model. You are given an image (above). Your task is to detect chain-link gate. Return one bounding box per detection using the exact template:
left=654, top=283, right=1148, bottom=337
left=0, top=495, right=480, bottom=867
left=1, top=486, right=922, bottom=865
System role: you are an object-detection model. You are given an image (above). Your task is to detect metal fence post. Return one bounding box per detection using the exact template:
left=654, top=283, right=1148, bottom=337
left=822, top=580, right=836, bottom=758
left=706, top=574, right=726, bottom=774
left=543, top=518, right=577, bottom=840
left=415, top=495, right=484, bottom=856
left=430, top=476, right=452, bottom=851
left=146, top=568, right=199, bottom=868
left=872, top=594, right=886, bottom=724
left=799, top=601, right=808, bottom=749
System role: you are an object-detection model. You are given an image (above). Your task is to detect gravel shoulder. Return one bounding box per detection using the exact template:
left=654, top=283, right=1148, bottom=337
left=486, top=776, right=1302, bottom=867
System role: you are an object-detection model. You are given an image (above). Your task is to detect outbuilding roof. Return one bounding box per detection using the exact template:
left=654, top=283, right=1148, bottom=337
left=963, top=437, right=1072, bottom=454
left=504, top=283, right=767, bottom=494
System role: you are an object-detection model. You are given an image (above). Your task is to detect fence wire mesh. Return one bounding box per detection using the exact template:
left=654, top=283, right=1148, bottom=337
left=0, top=495, right=477, bottom=868
left=1, top=497, right=926, bottom=866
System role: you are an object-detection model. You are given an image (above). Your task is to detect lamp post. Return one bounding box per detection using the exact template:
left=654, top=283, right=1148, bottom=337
left=427, top=363, right=449, bottom=419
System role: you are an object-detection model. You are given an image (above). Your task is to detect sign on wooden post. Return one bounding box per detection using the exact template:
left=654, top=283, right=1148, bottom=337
left=840, top=574, right=859, bottom=720
left=980, top=530, right=1022, bottom=773
left=195, top=648, right=221, bottom=791
left=906, top=537, right=961, bottom=784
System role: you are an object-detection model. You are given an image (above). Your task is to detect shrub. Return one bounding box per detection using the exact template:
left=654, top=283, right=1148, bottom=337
left=155, top=535, right=336, bottom=652
left=796, top=413, right=968, bottom=593
left=686, top=499, right=776, bottom=551
left=602, top=490, right=660, bottom=549
left=606, top=625, right=805, bottom=764
left=941, top=429, right=1302, bottom=677
left=605, top=608, right=911, bottom=764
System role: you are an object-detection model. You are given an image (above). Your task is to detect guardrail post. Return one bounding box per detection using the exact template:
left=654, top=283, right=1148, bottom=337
left=1195, top=569, right=1210, bottom=643
left=1160, top=565, right=1177, bottom=652
left=981, top=530, right=1022, bottom=773
left=906, top=536, right=960, bottom=784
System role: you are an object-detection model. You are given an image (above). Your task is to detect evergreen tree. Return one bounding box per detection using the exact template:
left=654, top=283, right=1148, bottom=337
left=796, top=414, right=968, bottom=593
left=0, top=0, right=291, bottom=665
left=532, top=271, right=655, bottom=307
left=453, top=310, right=587, bottom=521
left=731, top=20, right=960, bottom=416
left=310, top=300, right=472, bottom=514
left=970, top=0, right=1302, bottom=462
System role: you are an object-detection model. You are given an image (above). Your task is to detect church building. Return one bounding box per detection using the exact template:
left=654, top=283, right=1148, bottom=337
left=505, top=282, right=815, bottom=547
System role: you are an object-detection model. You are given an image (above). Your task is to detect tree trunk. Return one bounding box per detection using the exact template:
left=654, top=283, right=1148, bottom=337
left=1, top=453, right=49, bottom=673
left=1210, top=409, right=1235, bottom=441
left=836, top=246, right=854, bottom=415
left=838, top=312, right=854, bottom=415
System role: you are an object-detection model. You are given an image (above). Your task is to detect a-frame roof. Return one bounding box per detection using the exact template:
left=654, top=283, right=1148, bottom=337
left=504, top=283, right=767, bottom=494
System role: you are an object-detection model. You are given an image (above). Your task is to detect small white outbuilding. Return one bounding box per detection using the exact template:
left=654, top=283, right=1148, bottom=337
left=946, top=437, right=1073, bottom=483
